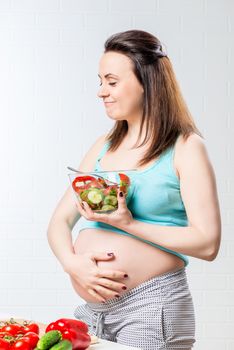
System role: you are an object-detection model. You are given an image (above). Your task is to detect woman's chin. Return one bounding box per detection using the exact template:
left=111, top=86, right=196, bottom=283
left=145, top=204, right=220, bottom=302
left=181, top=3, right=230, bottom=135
left=106, top=112, right=125, bottom=121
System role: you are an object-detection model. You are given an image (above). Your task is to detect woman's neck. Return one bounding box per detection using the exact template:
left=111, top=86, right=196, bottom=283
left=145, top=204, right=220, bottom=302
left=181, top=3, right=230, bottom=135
left=123, top=121, right=149, bottom=149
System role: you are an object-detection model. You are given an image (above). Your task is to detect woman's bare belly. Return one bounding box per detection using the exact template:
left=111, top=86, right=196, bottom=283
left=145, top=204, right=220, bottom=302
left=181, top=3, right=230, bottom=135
left=72, top=228, right=184, bottom=302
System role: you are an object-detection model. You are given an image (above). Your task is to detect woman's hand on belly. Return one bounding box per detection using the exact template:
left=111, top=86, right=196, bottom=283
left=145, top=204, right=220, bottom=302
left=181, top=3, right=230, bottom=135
left=65, top=251, right=128, bottom=302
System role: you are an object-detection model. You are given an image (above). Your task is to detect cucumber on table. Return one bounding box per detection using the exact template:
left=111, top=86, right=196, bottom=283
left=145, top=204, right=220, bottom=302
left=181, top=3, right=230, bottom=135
left=49, top=340, right=72, bottom=350
left=37, top=330, right=62, bottom=350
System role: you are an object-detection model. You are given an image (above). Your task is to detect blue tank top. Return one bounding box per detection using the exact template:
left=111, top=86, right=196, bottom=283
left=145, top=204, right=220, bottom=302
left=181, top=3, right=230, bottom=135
left=77, top=140, right=189, bottom=266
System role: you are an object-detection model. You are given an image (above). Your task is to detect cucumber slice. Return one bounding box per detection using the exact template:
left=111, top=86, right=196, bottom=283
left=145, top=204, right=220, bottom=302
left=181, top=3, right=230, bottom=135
left=101, top=205, right=115, bottom=211
left=104, top=195, right=118, bottom=206
left=80, top=189, right=89, bottom=201
left=87, top=189, right=103, bottom=204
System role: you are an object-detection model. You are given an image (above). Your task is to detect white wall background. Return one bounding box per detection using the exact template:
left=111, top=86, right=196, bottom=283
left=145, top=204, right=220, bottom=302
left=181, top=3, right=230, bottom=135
left=0, top=0, right=233, bottom=349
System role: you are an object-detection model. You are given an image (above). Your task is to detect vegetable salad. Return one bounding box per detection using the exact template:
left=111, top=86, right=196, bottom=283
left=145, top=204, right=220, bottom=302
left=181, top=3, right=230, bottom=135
left=71, top=173, right=131, bottom=212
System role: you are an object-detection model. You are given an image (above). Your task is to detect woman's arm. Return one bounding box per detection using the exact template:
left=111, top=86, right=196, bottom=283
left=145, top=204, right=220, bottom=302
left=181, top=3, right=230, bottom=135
left=117, top=134, right=221, bottom=261
left=47, top=134, right=129, bottom=302
left=47, top=186, right=80, bottom=267
left=47, top=133, right=107, bottom=268
left=78, top=134, right=221, bottom=261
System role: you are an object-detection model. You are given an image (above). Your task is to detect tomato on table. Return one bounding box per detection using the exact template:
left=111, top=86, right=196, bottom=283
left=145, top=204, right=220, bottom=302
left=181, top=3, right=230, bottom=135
left=0, top=338, right=11, bottom=350
left=11, top=339, right=32, bottom=350
left=0, top=324, right=24, bottom=336
left=23, top=323, right=39, bottom=335
left=0, top=332, right=12, bottom=338
left=21, top=331, right=39, bottom=347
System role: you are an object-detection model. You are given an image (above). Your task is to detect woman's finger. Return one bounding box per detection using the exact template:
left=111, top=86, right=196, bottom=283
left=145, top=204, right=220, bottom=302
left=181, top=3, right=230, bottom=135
left=81, top=200, right=92, bottom=213
left=76, top=200, right=86, bottom=213
left=117, top=190, right=127, bottom=209
left=76, top=201, right=94, bottom=220
left=87, top=288, right=106, bottom=303
left=97, top=277, right=127, bottom=293
left=82, top=201, right=110, bottom=222
left=94, top=284, right=120, bottom=300
left=97, top=268, right=128, bottom=280
left=81, top=201, right=98, bottom=220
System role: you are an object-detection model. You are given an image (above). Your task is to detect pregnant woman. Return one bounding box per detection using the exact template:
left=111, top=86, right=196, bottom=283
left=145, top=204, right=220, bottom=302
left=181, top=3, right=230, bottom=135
left=47, top=30, right=221, bottom=350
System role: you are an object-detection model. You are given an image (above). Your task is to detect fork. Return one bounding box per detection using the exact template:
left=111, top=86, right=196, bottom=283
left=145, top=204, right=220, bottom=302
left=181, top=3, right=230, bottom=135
left=67, top=166, right=118, bottom=183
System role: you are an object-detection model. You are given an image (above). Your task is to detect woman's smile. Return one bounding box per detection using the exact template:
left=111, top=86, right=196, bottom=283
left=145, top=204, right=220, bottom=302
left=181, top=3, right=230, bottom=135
left=104, top=101, right=115, bottom=107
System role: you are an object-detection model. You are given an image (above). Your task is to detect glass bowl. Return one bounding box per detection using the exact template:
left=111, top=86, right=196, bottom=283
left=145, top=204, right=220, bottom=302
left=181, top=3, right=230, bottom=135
left=68, top=170, right=137, bottom=213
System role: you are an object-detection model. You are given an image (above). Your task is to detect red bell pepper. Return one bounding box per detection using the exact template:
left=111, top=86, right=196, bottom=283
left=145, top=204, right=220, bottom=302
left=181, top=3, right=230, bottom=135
left=72, top=175, right=96, bottom=194
left=46, top=319, right=88, bottom=334
left=72, top=175, right=96, bottom=183
left=45, top=319, right=91, bottom=350
left=72, top=175, right=109, bottom=194
left=62, top=330, right=90, bottom=350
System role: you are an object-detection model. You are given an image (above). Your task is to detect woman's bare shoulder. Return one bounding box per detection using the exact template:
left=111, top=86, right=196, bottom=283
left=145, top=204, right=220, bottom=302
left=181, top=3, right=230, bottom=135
left=77, top=134, right=108, bottom=172
left=175, top=133, right=206, bottom=161
left=178, top=132, right=204, bottom=149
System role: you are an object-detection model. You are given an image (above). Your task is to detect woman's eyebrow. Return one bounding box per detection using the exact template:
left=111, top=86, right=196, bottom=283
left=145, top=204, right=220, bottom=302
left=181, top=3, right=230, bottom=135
left=98, top=73, right=119, bottom=78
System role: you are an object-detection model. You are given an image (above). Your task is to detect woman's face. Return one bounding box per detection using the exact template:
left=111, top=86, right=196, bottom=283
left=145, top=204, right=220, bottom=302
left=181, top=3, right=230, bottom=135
left=98, top=51, right=144, bottom=121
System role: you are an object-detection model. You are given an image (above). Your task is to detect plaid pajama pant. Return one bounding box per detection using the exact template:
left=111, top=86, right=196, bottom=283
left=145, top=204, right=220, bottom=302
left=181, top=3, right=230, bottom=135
left=74, top=267, right=195, bottom=350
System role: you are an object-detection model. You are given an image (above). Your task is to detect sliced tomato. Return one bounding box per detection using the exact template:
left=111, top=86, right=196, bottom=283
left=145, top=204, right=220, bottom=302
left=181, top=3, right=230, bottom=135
left=119, top=173, right=130, bottom=194
left=119, top=173, right=130, bottom=185
left=103, top=185, right=118, bottom=196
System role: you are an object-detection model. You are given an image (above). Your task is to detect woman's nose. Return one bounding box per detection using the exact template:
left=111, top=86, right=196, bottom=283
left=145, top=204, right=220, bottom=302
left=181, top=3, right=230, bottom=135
left=97, top=84, right=110, bottom=98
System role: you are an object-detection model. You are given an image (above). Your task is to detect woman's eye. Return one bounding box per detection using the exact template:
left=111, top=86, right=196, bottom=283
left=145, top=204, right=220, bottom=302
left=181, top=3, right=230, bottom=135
left=98, top=81, right=117, bottom=86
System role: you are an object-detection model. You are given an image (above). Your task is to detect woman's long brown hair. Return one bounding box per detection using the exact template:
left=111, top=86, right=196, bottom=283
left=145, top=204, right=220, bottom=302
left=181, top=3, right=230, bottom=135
left=103, top=30, right=202, bottom=167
